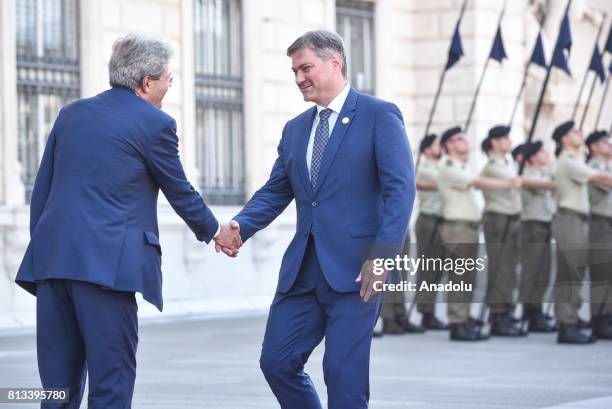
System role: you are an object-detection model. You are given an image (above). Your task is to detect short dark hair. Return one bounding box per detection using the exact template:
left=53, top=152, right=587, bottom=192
left=287, top=30, right=348, bottom=78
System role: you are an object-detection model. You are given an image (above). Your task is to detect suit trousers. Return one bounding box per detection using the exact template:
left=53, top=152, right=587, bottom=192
left=553, top=209, right=589, bottom=324
left=259, top=237, right=380, bottom=409
left=440, top=221, right=479, bottom=324
left=519, top=221, right=552, bottom=313
left=36, top=279, right=138, bottom=409
left=589, top=214, right=612, bottom=317
left=482, top=212, right=520, bottom=314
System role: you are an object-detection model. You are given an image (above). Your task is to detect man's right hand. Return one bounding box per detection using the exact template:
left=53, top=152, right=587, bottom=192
left=214, top=220, right=242, bottom=257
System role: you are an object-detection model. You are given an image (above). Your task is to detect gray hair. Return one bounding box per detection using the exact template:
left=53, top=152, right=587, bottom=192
left=286, top=30, right=347, bottom=78
left=108, top=34, right=173, bottom=91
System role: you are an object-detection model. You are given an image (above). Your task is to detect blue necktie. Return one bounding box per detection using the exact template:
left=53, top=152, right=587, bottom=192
left=311, top=108, right=332, bottom=189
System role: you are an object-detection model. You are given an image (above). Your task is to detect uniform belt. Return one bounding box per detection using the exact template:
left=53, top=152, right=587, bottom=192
left=557, top=207, right=588, bottom=222
left=484, top=211, right=520, bottom=222
left=521, top=219, right=552, bottom=226
left=443, top=219, right=480, bottom=230
left=590, top=213, right=612, bottom=224
left=419, top=213, right=443, bottom=222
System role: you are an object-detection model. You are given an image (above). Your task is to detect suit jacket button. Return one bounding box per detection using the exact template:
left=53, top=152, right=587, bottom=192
left=311, top=201, right=317, bottom=207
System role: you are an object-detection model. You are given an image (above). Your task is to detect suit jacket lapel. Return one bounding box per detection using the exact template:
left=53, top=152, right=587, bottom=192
left=312, top=88, right=359, bottom=196
left=297, top=107, right=317, bottom=196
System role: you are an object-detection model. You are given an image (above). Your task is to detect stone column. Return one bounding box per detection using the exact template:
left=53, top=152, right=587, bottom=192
left=0, top=0, right=25, bottom=206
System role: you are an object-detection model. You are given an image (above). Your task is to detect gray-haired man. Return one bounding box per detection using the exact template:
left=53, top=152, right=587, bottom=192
left=15, top=34, right=240, bottom=408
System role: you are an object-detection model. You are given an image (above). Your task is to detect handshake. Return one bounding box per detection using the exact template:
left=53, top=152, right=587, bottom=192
left=213, top=220, right=243, bottom=257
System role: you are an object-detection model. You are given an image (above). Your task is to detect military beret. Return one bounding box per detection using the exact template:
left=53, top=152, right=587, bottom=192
left=441, top=126, right=462, bottom=145
left=511, top=143, right=526, bottom=160
left=419, top=134, right=437, bottom=153
left=488, top=125, right=511, bottom=140
left=552, top=120, right=575, bottom=143
left=523, top=141, right=543, bottom=162
left=585, top=130, right=608, bottom=146
left=481, top=137, right=492, bottom=153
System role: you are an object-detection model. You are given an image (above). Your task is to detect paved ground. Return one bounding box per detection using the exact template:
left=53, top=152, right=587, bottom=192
left=1, top=314, right=611, bottom=409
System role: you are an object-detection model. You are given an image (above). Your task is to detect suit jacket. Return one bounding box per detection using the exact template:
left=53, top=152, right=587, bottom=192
left=16, top=86, right=218, bottom=311
left=234, top=87, right=415, bottom=293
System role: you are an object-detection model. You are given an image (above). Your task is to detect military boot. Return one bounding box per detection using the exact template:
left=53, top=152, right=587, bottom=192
left=557, top=323, right=596, bottom=344
left=490, top=313, right=523, bottom=337
left=421, top=313, right=449, bottom=330
left=592, top=316, right=612, bottom=340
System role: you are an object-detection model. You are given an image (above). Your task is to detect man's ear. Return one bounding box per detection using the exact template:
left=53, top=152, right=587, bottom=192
left=330, top=53, right=342, bottom=74
left=139, top=76, right=151, bottom=95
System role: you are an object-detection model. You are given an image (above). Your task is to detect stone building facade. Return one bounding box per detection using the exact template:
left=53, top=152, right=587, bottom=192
left=0, top=0, right=610, bottom=329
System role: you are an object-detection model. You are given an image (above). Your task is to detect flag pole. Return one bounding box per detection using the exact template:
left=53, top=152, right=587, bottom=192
left=595, top=72, right=611, bottom=128
left=522, top=0, right=573, bottom=175
left=422, top=0, right=468, bottom=138
left=416, top=0, right=468, bottom=171
left=580, top=62, right=602, bottom=131
left=579, top=14, right=608, bottom=131
left=595, top=23, right=612, bottom=127
left=464, top=0, right=509, bottom=134
left=572, top=67, right=590, bottom=120
left=509, top=14, right=548, bottom=128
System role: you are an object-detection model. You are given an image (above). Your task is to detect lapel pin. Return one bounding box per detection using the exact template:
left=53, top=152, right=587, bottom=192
left=342, top=116, right=350, bottom=125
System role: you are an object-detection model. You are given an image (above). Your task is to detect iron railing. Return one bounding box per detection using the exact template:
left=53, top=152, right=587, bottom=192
left=194, top=0, right=245, bottom=205
left=16, top=0, right=80, bottom=202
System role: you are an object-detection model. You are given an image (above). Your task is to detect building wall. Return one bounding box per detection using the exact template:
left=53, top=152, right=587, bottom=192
left=1, top=0, right=612, bottom=329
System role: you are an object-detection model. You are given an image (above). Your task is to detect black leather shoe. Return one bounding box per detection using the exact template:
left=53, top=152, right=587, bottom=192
left=592, top=316, right=612, bottom=340
left=577, top=318, right=592, bottom=329
left=450, top=322, right=490, bottom=341
left=422, top=313, right=449, bottom=330
left=397, top=316, right=425, bottom=333
left=383, top=318, right=404, bottom=335
left=490, top=313, right=524, bottom=337
left=557, top=324, right=596, bottom=344
left=527, top=312, right=557, bottom=333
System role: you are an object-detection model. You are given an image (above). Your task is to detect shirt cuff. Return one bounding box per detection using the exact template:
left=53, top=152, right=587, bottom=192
left=213, top=223, right=221, bottom=239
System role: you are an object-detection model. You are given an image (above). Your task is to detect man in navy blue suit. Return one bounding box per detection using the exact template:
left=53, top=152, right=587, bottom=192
left=15, top=35, right=240, bottom=408
left=226, top=31, right=415, bottom=409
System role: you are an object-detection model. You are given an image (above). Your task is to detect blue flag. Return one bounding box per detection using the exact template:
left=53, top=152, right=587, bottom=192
left=446, top=24, right=464, bottom=70
left=489, top=26, right=507, bottom=63
left=530, top=33, right=547, bottom=68
left=551, top=13, right=572, bottom=76
left=588, top=45, right=606, bottom=83
left=606, top=24, right=612, bottom=54
left=609, top=60, right=612, bottom=75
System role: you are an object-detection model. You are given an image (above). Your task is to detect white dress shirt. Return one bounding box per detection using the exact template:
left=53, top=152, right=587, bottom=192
left=306, top=83, right=351, bottom=175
